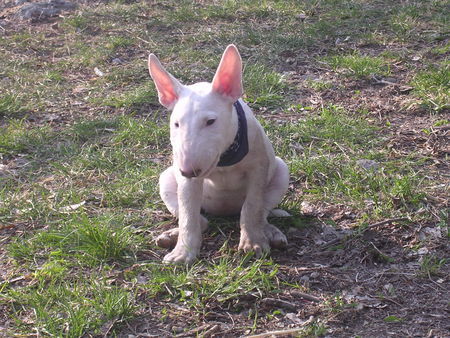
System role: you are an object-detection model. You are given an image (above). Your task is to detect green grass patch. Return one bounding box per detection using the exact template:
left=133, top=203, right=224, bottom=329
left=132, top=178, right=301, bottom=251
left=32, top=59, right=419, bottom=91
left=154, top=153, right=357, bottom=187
left=260, top=105, right=425, bottom=218
left=0, top=94, right=27, bottom=118
left=9, top=213, right=140, bottom=265
left=97, top=85, right=158, bottom=109
left=411, top=62, right=449, bottom=112
left=323, top=53, right=391, bottom=79
left=0, top=120, right=52, bottom=155
left=419, top=255, right=447, bottom=276
left=289, top=152, right=425, bottom=218
left=4, top=279, right=135, bottom=337
left=140, top=256, right=279, bottom=310
left=264, top=105, right=380, bottom=155
left=244, top=63, right=288, bottom=108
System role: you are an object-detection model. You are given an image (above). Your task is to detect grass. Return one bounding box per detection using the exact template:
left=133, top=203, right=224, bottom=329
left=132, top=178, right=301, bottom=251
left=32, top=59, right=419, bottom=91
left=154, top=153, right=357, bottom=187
left=419, top=255, right=447, bottom=277
left=0, top=0, right=448, bottom=336
left=5, top=279, right=136, bottom=337
left=0, top=120, right=52, bottom=155
left=8, top=213, right=139, bottom=264
left=411, top=62, right=449, bottom=112
left=0, top=94, right=27, bottom=118
left=244, top=63, right=288, bottom=108
left=323, top=53, right=391, bottom=79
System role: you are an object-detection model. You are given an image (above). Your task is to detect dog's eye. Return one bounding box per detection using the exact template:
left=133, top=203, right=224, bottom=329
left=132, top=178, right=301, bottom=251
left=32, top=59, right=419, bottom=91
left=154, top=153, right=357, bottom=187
left=174, top=122, right=179, bottom=128
left=206, top=119, right=216, bottom=126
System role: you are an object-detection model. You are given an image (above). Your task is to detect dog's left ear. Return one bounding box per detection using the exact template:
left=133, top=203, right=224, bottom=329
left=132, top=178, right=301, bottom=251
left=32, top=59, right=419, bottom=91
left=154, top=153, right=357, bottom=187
left=211, top=44, right=243, bottom=102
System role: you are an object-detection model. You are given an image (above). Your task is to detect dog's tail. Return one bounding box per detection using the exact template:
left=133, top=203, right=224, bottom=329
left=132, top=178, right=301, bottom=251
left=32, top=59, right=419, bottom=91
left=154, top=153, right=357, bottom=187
left=269, top=209, right=292, bottom=217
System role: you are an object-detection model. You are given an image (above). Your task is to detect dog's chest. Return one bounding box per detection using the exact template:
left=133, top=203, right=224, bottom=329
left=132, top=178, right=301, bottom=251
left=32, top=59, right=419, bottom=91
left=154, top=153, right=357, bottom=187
left=205, top=166, right=248, bottom=192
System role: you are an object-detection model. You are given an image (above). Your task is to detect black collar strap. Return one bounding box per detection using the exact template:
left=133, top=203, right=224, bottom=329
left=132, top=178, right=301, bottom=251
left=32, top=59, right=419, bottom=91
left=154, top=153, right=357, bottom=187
left=217, top=101, right=249, bottom=167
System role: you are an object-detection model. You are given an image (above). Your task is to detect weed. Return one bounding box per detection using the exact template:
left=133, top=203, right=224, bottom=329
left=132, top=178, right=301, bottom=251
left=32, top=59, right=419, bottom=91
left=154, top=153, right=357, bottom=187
left=419, top=255, right=447, bottom=276
left=436, top=209, right=449, bottom=238
left=384, top=315, right=404, bottom=323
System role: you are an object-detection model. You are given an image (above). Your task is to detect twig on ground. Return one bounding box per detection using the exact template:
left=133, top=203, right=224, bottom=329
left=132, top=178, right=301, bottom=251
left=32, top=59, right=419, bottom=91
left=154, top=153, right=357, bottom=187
left=370, top=294, right=403, bottom=307
left=364, top=217, right=409, bottom=231
left=176, top=324, right=211, bottom=337
left=369, top=241, right=393, bottom=262
left=246, top=316, right=315, bottom=338
left=428, top=272, right=446, bottom=290
left=290, top=290, right=321, bottom=303
left=260, top=298, right=297, bottom=312
left=202, top=324, right=220, bottom=337
left=320, top=238, right=342, bottom=250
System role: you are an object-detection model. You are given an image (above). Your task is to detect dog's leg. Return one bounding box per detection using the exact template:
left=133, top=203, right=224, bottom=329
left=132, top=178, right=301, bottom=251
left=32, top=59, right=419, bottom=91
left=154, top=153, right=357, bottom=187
left=159, top=166, right=179, bottom=217
left=238, top=167, right=271, bottom=257
left=157, top=166, right=208, bottom=249
left=161, top=171, right=204, bottom=264
left=262, top=157, right=290, bottom=248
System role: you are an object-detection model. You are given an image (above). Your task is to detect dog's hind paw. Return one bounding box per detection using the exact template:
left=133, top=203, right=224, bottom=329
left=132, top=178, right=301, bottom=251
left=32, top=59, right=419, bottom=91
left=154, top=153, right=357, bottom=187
left=156, top=228, right=179, bottom=249
left=264, top=223, right=288, bottom=249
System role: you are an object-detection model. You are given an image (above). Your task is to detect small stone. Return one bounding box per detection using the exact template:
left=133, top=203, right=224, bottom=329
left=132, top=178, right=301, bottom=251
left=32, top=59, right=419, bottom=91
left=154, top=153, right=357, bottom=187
left=310, top=272, right=319, bottom=278
left=94, top=67, right=104, bottom=77
left=172, top=326, right=184, bottom=334
left=296, top=13, right=307, bottom=21
left=419, top=227, right=442, bottom=240
left=111, top=58, right=123, bottom=65
left=356, top=159, right=379, bottom=171
left=299, top=275, right=310, bottom=284
left=383, top=283, right=394, bottom=293
left=285, top=313, right=303, bottom=324
left=417, top=247, right=429, bottom=255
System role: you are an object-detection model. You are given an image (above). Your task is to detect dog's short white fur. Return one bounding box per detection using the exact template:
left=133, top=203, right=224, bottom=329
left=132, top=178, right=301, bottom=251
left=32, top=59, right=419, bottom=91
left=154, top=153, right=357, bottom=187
left=148, top=44, right=289, bottom=264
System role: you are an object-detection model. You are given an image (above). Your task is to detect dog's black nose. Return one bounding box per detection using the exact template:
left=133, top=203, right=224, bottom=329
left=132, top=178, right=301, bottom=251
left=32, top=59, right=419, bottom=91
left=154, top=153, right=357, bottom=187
left=180, top=168, right=201, bottom=178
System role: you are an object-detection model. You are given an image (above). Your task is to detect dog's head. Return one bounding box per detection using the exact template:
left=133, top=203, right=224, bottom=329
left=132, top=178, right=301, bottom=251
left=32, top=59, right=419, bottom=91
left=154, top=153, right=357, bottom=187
left=148, top=45, right=243, bottom=178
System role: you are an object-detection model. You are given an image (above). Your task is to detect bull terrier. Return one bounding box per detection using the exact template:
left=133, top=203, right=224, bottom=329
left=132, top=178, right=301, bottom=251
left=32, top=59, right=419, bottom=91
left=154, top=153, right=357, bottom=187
left=148, top=44, right=289, bottom=264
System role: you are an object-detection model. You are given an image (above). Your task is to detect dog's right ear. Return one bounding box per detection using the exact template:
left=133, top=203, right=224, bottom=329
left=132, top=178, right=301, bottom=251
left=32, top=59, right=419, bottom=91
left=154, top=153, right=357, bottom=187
left=148, top=54, right=182, bottom=110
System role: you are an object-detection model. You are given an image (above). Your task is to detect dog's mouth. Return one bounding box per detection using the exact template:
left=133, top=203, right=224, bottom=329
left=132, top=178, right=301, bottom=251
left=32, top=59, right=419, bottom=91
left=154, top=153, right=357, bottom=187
left=197, top=154, right=220, bottom=178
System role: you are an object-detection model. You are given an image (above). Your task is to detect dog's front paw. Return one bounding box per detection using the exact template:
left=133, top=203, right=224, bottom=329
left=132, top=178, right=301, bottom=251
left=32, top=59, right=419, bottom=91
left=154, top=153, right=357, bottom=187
left=163, top=245, right=199, bottom=265
left=238, top=231, right=270, bottom=257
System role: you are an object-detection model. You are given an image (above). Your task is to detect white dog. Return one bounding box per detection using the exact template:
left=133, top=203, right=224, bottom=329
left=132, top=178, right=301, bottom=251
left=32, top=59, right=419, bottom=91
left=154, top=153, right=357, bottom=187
left=148, top=45, right=289, bottom=264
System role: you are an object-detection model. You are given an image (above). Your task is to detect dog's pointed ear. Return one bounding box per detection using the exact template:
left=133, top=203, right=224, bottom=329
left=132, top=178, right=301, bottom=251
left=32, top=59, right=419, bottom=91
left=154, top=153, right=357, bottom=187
left=148, top=54, right=182, bottom=109
left=211, top=44, right=243, bottom=102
